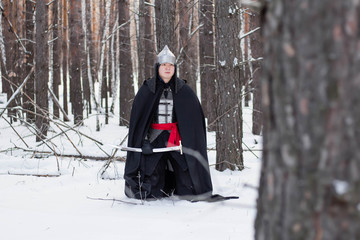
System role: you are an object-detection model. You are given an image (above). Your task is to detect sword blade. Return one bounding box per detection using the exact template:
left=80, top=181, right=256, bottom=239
left=109, top=144, right=182, bottom=154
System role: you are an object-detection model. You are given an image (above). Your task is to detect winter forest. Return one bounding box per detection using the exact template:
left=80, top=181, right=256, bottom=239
left=1, top=0, right=360, bottom=239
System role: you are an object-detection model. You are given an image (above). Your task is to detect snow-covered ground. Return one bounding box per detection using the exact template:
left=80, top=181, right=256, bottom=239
left=0, top=104, right=262, bottom=240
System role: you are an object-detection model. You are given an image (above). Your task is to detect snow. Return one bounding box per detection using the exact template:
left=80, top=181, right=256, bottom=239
left=333, top=179, right=349, bottom=195
left=0, top=103, right=262, bottom=240
left=233, top=57, right=239, bottom=67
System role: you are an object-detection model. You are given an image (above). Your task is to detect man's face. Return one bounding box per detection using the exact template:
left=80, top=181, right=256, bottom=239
left=158, top=63, right=175, bottom=83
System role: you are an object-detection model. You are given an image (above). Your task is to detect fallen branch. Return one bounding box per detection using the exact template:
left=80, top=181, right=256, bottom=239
left=99, top=133, right=129, bottom=177
left=239, top=27, right=261, bottom=40
left=2, top=116, right=29, bottom=148
left=4, top=172, right=61, bottom=177
left=0, top=66, right=34, bottom=118
left=87, top=196, right=141, bottom=205
left=48, top=86, right=70, bottom=121
left=14, top=147, right=126, bottom=161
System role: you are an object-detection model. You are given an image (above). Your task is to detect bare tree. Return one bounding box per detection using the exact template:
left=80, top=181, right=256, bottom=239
left=199, top=0, right=216, bottom=129
left=119, top=0, right=134, bottom=126
left=214, top=0, right=243, bottom=171
left=155, top=0, right=176, bottom=50
left=81, top=0, right=91, bottom=116
left=137, top=0, right=156, bottom=87
left=35, top=0, right=49, bottom=141
left=95, top=0, right=111, bottom=131
left=249, top=9, right=262, bottom=135
left=69, top=0, right=83, bottom=124
left=1, top=0, right=22, bottom=122
left=177, top=0, right=199, bottom=92
left=62, top=0, right=69, bottom=121
left=24, top=0, right=36, bottom=123
left=255, top=1, right=360, bottom=239
left=52, top=0, right=61, bottom=119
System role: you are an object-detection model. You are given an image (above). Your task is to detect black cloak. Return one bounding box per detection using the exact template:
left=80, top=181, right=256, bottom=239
left=124, top=67, right=213, bottom=199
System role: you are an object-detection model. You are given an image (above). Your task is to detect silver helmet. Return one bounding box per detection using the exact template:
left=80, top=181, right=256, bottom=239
left=156, top=45, right=176, bottom=65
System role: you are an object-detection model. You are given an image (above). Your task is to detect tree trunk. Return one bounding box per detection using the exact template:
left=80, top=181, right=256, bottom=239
left=214, top=0, right=243, bottom=171
left=35, top=0, right=49, bottom=141
left=52, top=0, right=61, bottom=119
left=242, top=10, right=251, bottom=107
left=81, top=0, right=90, bottom=117
left=137, top=0, right=156, bottom=88
left=2, top=0, right=21, bottom=122
left=119, top=0, right=134, bottom=126
left=62, top=0, right=69, bottom=121
left=255, top=1, right=360, bottom=240
left=177, top=0, right=198, bottom=92
left=24, top=0, right=35, bottom=123
left=155, top=0, right=176, bottom=51
left=199, top=0, right=216, bottom=130
left=95, top=0, right=111, bottom=131
left=249, top=9, right=263, bottom=135
left=69, top=0, right=83, bottom=124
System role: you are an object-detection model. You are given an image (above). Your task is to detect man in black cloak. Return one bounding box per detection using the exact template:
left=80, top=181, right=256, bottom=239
left=124, top=45, right=213, bottom=201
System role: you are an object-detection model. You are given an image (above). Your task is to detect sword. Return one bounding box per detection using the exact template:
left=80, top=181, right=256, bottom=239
left=110, top=140, right=183, bottom=155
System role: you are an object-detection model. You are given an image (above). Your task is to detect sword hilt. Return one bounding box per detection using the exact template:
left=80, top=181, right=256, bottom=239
left=179, top=140, right=183, bottom=155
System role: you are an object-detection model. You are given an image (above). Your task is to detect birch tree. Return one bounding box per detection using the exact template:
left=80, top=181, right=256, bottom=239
left=255, top=1, right=360, bottom=239
left=81, top=0, right=91, bottom=116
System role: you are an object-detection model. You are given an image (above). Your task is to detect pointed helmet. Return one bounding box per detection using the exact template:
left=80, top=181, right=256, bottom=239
left=156, top=45, right=176, bottom=65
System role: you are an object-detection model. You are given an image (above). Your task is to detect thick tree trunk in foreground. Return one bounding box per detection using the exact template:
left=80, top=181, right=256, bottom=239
left=255, top=1, right=360, bottom=240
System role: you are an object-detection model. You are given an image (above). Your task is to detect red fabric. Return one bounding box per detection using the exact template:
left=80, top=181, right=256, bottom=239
left=151, top=122, right=181, bottom=147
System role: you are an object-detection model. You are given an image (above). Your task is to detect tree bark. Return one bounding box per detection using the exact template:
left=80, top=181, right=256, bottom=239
left=53, top=0, right=61, bottom=119
left=119, top=0, right=134, bottom=126
left=69, top=0, right=83, bottom=125
left=62, top=0, right=69, bottom=121
left=137, top=0, right=156, bottom=88
left=214, top=0, right=243, bottom=171
left=255, top=1, right=360, bottom=240
left=155, top=0, right=176, bottom=51
left=2, top=0, right=21, bottom=122
left=177, top=0, right=198, bottom=92
left=35, top=0, right=49, bottom=141
left=24, top=0, right=35, bottom=123
left=199, top=0, right=216, bottom=130
left=249, top=9, right=263, bottom=135
left=81, top=0, right=90, bottom=117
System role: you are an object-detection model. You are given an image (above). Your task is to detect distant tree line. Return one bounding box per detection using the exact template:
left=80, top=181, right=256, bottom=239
left=0, top=0, right=262, bottom=171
